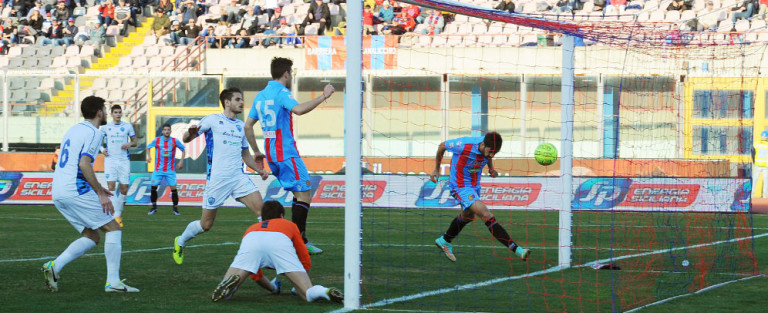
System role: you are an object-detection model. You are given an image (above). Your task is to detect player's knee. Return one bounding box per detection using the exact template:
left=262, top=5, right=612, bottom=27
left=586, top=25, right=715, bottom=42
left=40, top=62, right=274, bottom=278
left=200, top=221, right=213, bottom=232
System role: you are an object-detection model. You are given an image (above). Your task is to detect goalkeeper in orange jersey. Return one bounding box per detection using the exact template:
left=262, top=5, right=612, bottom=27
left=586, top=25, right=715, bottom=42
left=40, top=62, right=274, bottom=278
left=430, top=132, right=531, bottom=262
left=211, top=201, right=343, bottom=304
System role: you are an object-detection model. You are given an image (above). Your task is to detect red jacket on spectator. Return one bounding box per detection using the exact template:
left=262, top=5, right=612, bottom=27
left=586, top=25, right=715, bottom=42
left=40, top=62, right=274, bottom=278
left=612, top=0, right=627, bottom=6
left=405, top=4, right=420, bottom=19
left=364, top=10, right=373, bottom=26
left=393, top=14, right=415, bottom=32
left=99, top=3, right=115, bottom=19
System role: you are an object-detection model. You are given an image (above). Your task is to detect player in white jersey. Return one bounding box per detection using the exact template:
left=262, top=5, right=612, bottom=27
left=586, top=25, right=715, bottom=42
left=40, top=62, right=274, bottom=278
left=101, top=105, right=137, bottom=227
left=42, top=96, right=139, bottom=293
left=172, top=87, right=270, bottom=265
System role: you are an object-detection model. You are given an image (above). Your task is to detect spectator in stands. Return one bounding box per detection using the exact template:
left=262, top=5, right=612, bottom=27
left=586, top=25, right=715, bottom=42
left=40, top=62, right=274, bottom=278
left=114, top=0, right=132, bottom=36
left=240, top=6, right=258, bottom=31
left=28, top=8, right=44, bottom=33
left=1, top=19, right=18, bottom=49
left=376, top=1, right=394, bottom=23
left=420, top=9, right=443, bottom=35
left=87, top=21, right=106, bottom=47
left=26, top=0, right=45, bottom=19
left=363, top=5, right=375, bottom=35
left=42, top=12, right=53, bottom=33
left=303, top=0, right=331, bottom=35
left=667, top=0, right=692, bottom=11
left=228, top=28, right=249, bottom=48
left=261, top=0, right=279, bottom=21
left=74, top=20, right=92, bottom=44
left=156, top=0, right=175, bottom=17
left=200, top=25, right=216, bottom=46
left=386, top=10, right=414, bottom=35
left=60, top=16, right=77, bottom=45
left=179, top=18, right=201, bottom=45
left=404, top=3, right=420, bottom=21
left=53, top=1, right=70, bottom=22
left=731, top=0, right=755, bottom=25
left=260, top=8, right=282, bottom=46
left=221, top=0, right=242, bottom=24
left=213, top=21, right=233, bottom=47
left=98, top=1, right=115, bottom=28
left=760, top=0, right=768, bottom=18
left=697, top=1, right=720, bottom=31
left=195, top=0, right=211, bottom=15
left=38, top=18, right=63, bottom=46
left=278, top=17, right=299, bottom=46
left=128, top=0, right=142, bottom=30
left=495, top=0, right=515, bottom=13
left=167, top=19, right=182, bottom=44
left=178, top=0, right=198, bottom=25
left=150, top=8, right=170, bottom=42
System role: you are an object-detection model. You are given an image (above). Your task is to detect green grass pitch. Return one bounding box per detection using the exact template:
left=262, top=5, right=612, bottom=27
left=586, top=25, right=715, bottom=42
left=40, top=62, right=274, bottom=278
left=0, top=204, right=765, bottom=312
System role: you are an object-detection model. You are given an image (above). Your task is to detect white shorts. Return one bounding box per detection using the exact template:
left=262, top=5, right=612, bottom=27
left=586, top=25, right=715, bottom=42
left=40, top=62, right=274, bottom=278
left=104, top=159, right=130, bottom=185
left=202, top=173, right=259, bottom=209
left=54, top=192, right=115, bottom=233
left=229, top=232, right=305, bottom=275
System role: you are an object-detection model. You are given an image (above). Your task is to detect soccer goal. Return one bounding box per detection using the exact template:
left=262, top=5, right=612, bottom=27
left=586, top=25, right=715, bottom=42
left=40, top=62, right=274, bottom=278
left=341, top=0, right=759, bottom=312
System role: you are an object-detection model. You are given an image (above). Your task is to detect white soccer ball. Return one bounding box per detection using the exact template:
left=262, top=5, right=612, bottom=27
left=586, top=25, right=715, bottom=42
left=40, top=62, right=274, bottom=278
left=682, top=260, right=690, bottom=267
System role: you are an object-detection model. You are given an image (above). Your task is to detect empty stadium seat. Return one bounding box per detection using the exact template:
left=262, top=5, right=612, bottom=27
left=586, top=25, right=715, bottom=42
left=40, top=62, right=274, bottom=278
left=79, top=45, right=96, bottom=58
left=50, top=45, right=66, bottom=57
left=25, top=77, right=41, bottom=89
left=37, top=58, right=52, bottom=69
left=37, top=45, right=53, bottom=56
left=130, top=45, right=145, bottom=57
left=116, top=56, right=133, bottom=69
left=64, top=45, right=80, bottom=56
left=9, top=77, right=24, bottom=89
left=0, top=56, right=8, bottom=70
left=106, top=78, right=122, bottom=90
left=132, top=56, right=148, bottom=69
left=91, top=77, right=107, bottom=89
left=51, top=56, right=67, bottom=69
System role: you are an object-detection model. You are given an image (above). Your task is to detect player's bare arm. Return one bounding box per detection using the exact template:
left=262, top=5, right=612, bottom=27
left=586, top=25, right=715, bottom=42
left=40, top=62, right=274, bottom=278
left=183, top=125, right=200, bottom=143
left=177, top=149, right=186, bottom=170
left=291, top=84, right=335, bottom=116
left=242, top=149, right=269, bottom=180
left=488, top=159, right=499, bottom=178
left=79, top=155, right=114, bottom=214
left=121, top=135, right=138, bottom=150
left=244, top=117, right=266, bottom=170
left=430, top=141, right=447, bottom=182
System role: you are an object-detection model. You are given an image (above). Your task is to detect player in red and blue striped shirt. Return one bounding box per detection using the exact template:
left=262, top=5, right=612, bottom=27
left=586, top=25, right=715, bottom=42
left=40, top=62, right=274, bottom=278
left=245, top=57, right=335, bottom=255
left=146, top=124, right=186, bottom=216
left=429, top=132, right=530, bottom=262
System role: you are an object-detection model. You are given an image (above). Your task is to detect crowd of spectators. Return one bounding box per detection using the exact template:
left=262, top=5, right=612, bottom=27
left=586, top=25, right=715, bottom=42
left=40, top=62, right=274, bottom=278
left=2, top=0, right=766, bottom=54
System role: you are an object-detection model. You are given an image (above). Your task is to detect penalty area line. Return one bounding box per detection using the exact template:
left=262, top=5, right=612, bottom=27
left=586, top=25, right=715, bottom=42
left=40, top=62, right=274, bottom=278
left=327, top=232, right=768, bottom=313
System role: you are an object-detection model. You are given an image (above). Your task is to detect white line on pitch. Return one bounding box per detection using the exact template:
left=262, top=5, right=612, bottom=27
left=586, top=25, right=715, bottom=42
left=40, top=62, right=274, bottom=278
left=0, top=242, right=237, bottom=263
left=327, top=232, right=768, bottom=313
left=3, top=216, right=766, bottom=230
left=318, top=242, right=652, bottom=252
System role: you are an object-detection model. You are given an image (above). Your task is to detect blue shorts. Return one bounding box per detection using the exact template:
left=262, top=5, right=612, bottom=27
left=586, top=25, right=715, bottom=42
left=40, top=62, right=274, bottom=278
left=151, top=171, right=177, bottom=187
left=268, top=157, right=311, bottom=192
left=450, top=186, right=482, bottom=210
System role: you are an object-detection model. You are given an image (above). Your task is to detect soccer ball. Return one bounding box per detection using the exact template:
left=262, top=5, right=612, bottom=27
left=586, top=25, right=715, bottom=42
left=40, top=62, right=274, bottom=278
left=534, top=143, right=558, bottom=166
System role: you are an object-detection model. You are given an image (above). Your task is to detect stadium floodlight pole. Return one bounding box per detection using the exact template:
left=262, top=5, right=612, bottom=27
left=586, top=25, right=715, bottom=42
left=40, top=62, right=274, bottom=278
left=559, top=35, right=575, bottom=268
left=344, top=0, right=363, bottom=309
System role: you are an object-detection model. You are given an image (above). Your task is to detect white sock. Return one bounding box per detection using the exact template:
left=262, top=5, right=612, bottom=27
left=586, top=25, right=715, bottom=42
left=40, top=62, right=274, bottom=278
left=178, top=220, right=204, bottom=247
left=104, top=231, right=122, bottom=285
left=53, top=237, right=97, bottom=276
left=115, top=193, right=126, bottom=218
left=305, top=285, right=330, bottom=302
left=110, top=191, right=121, bottom=217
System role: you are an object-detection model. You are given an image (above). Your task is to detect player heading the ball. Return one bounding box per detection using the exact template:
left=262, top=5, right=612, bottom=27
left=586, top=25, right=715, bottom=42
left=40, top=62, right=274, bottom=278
left=430, top=132, right=531, bottom=262
left=171, top=88, right=270, bottom=265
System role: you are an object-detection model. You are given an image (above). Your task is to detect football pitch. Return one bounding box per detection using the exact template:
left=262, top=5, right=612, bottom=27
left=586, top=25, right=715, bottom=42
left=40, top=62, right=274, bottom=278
left=0, top=204, right=766, bottom=313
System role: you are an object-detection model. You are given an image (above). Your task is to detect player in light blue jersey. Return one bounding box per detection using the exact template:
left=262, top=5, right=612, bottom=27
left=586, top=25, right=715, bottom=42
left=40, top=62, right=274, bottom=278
left=244, top=57, right=335, bottom=255
left=101, top=105, right=137, bottom=227
left=172, top=88, right=270, bottom=265
left=42, top=96, right=139, bottom=293
left=429, top=132, right=530, bottom=262
left=146, top=124, right=186, bottom=216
